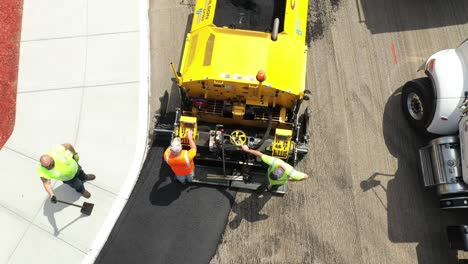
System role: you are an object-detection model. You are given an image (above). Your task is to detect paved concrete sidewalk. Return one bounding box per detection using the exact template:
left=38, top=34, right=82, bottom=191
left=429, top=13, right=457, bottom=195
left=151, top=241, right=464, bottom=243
left=0, top=0, right=149, bottom=263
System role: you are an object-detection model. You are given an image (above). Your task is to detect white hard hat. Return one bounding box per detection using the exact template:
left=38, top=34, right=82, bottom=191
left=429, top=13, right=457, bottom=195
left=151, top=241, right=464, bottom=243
left=170, top=137, right=182, bottom=153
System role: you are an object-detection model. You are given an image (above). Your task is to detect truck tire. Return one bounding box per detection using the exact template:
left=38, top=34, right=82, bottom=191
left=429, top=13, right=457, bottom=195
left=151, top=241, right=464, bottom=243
left=401, top=77, right=434, bottom=134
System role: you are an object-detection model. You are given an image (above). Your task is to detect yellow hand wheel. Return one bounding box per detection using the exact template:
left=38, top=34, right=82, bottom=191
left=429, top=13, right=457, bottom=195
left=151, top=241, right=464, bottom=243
left=230, top=130, right=247, bottom=145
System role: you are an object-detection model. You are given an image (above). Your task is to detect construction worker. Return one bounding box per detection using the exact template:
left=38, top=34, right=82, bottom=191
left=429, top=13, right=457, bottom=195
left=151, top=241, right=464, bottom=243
left=241, top=145, right=308, bottom=193
left=38, top=143, right=95, bottom=203
left=164, top=130, right=197, bottom=184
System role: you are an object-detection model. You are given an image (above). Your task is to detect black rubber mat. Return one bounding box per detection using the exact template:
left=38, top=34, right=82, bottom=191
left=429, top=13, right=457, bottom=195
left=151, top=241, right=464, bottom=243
left=96, top=146, right=236, bottom=264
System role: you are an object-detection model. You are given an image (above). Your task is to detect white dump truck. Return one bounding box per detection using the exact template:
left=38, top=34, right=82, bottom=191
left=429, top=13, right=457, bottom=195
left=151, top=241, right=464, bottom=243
left=401, top=38, right=468, bottom=250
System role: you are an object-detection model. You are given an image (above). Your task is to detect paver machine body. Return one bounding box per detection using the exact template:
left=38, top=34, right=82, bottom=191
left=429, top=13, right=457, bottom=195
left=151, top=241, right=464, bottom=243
left=155, top=0, right=310, bottom=193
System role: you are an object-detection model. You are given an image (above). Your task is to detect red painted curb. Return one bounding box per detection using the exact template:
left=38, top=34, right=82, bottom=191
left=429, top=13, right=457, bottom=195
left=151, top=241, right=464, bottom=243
left=0, top=0, right=23, bottom=149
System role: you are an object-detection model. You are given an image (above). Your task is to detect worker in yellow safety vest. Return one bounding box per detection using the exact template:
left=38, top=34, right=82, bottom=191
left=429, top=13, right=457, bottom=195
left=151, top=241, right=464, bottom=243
left=38, top=143, right=95, bottom=203
left=164, top=130, right=197, bottom=184
left=241, top=145, right=308, bottom=194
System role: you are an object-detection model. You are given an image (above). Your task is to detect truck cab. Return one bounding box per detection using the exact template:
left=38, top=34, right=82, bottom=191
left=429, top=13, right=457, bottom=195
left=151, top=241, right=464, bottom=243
left=402, top=39, right=468, bottom=135
left=401, top=38, right=468, bottom=250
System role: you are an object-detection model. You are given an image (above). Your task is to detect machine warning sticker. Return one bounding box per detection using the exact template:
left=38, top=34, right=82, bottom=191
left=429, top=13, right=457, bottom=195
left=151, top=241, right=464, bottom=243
left=196, top=0, right=213, bottom=24
left=245, top=76, right=255, bottom=81
left=196, top=8, right=203, bottom=23
left=296, top=19, right=303, bottom=35
left=233, top=74, right=242, bottom=80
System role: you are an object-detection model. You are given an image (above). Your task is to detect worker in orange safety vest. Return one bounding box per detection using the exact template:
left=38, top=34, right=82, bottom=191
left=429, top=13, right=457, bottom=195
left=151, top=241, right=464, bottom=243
left=164, top=130, right=196, bottom=184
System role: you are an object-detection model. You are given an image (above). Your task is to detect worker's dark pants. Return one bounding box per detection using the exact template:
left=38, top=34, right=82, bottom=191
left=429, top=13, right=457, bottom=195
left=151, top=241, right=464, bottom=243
left=256, top=182, right=269, bottom=194
left=256, top=182, right=280, bottom=194
left=63, top=165, right=89, bottom=193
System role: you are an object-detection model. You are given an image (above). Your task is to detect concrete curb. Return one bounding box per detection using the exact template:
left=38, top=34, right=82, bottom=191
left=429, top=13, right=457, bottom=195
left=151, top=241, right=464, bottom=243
left=82, top=0, right=150, bottom=262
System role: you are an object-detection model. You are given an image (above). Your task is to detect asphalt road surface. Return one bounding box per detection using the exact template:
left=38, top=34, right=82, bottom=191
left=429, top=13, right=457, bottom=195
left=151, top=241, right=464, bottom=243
left=211, top=0, right=468, bottom=263
left=104, top=0, right=468, bottom=263
left=96, top=145, right=236, bottom=264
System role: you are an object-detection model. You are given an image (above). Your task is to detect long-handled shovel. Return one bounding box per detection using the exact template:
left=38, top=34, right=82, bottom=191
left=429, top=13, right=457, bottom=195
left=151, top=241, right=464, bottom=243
left=56, top=199, right=94, bottom=216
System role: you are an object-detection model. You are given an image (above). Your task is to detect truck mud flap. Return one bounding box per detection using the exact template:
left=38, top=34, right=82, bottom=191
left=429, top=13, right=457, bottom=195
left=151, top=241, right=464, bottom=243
left=447, top=225, right=468, bottom=251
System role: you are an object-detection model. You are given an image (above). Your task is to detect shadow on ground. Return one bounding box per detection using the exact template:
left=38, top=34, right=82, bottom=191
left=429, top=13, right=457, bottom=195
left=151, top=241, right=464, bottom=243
left=363, top=88, right=468, bottom=263
left=228, top=191, right=273, bottom=229
left=96, top=145, right=236, bottom=264
left=358, top=0, right=468, bottom=34
left=149, top=160, right=188, bottom=206
left=43, top=184, right=84, bottom=236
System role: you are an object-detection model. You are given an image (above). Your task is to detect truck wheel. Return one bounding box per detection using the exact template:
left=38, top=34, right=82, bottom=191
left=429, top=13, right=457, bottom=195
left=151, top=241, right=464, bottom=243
left=401, top=77, right=434, bottom=134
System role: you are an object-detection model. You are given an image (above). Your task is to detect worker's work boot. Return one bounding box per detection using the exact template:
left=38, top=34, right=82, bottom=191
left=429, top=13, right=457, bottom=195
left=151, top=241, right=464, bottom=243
left=81, top=189, right=91, bottom=199
left=255, top=189, right=264, bottom=199
left=86, top=174, right=96, bottom=181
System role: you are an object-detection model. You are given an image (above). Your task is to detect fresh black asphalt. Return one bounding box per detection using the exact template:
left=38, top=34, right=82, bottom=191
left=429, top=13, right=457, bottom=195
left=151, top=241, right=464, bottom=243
left=96, top=145, right=236, bottom=264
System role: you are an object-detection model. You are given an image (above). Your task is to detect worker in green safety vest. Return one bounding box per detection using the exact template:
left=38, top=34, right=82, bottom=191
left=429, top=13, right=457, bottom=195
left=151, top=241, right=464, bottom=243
left=241, top=145, right=309, bottom=194
left=38, top=143, right=96, bottom=203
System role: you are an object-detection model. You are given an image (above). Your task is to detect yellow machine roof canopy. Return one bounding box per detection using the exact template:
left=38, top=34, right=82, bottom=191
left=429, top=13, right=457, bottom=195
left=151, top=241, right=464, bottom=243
left=180, top=0, right=308, bottom=95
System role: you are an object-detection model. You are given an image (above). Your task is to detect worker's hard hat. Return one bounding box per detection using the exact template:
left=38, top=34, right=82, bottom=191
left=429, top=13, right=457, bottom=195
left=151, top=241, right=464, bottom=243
left=170, top=137, right=182, bottom=153
left=270, top=167, right=284, bottom=180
